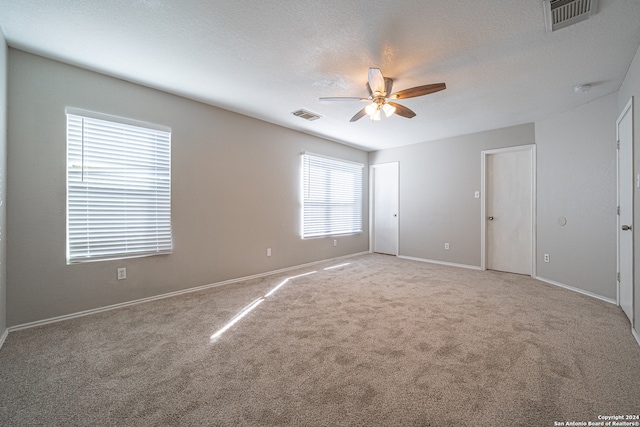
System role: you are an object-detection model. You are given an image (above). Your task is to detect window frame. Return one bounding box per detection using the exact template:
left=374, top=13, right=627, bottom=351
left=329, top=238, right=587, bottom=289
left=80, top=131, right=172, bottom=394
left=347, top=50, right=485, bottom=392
left=65, top=108, right=172, bottom=264
left=301, top=152, right=364, bottom=239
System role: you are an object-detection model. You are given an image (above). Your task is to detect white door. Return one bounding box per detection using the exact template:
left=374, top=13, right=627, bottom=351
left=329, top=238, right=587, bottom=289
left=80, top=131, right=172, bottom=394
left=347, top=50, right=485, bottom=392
left=373, top=162, right=399, bottom=255
left=485, top=148, right=533, bottom=275
left=617, top=98, right=633, bottom=324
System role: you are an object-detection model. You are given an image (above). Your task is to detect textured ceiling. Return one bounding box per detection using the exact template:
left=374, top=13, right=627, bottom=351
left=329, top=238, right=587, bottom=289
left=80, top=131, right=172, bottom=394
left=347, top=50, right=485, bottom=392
left=1, top=0, right=640, bottom=151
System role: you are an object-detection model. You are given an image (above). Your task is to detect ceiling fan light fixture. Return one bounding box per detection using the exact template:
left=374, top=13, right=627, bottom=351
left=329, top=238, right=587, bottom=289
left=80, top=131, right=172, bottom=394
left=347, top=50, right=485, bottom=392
left=574, top=83, right=592, bottom=93
left=320, top=68, right=446, bottom=122
left=382, top=103, right=396, bottom=117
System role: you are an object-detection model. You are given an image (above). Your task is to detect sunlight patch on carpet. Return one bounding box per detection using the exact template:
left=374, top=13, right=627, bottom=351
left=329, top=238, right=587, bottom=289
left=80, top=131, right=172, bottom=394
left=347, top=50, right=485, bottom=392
left=210, top=269, right=326, bottom=342
left=264, top=271, right=317, bottom=298
left=323, top=262, right=351, bottom=270
left=209, top=297, right=265, bottom=342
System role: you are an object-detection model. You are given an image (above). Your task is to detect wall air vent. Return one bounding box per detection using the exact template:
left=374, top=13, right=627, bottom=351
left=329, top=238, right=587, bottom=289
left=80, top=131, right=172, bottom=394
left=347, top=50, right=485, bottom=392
left=292, top=109, right=321, bottom=121
left=544, top=0, right=598, bottom=32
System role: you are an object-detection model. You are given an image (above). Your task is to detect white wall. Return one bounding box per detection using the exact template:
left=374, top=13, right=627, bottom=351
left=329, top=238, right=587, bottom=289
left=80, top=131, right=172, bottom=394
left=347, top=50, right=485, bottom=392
left=535, top=93, right=618, bottom=300
left=6, top=49, right=369, bottom=327
left=618, top=42, right=640, bottom=335
left=0, top=28, right=7, bottom=343
left=369, top=124, right=535, bottom=267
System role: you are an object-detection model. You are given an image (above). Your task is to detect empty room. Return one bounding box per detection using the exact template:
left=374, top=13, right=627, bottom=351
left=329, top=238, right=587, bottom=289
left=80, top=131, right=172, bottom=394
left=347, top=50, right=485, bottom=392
left=0, top=1, right=639, bottom=426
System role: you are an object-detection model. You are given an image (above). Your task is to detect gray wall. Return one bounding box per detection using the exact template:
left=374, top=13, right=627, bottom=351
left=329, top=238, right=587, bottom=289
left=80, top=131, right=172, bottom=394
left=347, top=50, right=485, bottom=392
left=619, top=42, right=640, bottom=335
left=0, top=29, right=6, bottom=339
left=535, top=93, right=618, bottom=300
left=369, top=124, right=535, bottom=267
left=370, top=98, right=619, bottom=303
left=7, top=49, right=369, bottom=327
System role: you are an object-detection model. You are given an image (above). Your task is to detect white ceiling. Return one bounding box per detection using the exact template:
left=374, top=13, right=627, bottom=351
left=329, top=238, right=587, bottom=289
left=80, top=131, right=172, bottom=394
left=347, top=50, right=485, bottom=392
left=1, top=0, right=640, bottom=151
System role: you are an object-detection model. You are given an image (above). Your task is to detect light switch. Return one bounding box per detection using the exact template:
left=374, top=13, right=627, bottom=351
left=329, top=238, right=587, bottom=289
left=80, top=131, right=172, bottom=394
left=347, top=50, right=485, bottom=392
left=474, top=191, right=480, bottom=198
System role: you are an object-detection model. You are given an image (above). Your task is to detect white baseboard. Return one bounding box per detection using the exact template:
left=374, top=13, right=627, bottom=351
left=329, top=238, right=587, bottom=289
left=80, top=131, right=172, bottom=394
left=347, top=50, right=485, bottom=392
left=398, top=255, right=482, bottom=271
left=9, top=252, right=369, bottom=333
left=535, top=276, right=617, bottom=305
left=0, top=328, right=8, bottom=351
left=633, top=327, right=640, bottom=348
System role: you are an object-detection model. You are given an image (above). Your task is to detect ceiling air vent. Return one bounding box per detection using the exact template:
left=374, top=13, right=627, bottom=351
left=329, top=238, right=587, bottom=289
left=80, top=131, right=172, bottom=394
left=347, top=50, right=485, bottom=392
left=544, top=0, right=598, bottom=32
left=292, top=109, right=321, bottom=121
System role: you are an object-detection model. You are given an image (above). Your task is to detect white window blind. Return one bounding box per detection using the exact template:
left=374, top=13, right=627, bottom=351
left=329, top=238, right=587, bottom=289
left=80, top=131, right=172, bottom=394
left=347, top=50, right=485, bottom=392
left=302, top=153, right=363, bottom=238
left=66, top=109, right=172, bottom=263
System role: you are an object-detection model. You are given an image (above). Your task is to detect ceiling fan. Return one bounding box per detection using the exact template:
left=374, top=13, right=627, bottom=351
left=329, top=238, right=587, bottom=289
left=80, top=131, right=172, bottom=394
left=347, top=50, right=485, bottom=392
left=320, top=68, right=446, bottom=122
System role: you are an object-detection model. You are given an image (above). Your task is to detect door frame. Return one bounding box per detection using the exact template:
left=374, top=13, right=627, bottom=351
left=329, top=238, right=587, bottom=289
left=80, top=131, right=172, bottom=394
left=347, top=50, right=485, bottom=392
left=369, top=162, right=399, bottom=255
left=481, top=144, right=537, bottom=277
left=616, top=96, right=634, bottom=322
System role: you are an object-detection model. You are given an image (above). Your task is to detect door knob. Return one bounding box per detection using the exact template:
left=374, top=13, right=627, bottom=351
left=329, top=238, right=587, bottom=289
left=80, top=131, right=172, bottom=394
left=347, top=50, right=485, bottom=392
left=488, top=216, right=494, bottom=221
left=622, top=224, right=632, bottom=231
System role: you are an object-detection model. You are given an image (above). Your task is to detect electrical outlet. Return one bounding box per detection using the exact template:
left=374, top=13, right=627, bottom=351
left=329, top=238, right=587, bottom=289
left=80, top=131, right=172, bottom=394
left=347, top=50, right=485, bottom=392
left=117, top=267, right=126, bottom=280
left=544, top=254, right=550, bottom=263
left=334, top=239, right=337, bottom=247
left=444, top=243, right=450, bottom=250
left=267, top=248, right=271, bottom=257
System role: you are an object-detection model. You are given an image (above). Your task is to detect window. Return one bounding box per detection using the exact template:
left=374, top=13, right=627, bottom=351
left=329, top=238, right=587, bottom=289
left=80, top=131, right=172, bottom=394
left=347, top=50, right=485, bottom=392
left=301, top=152, right=363, bottom=238
left=66, top=108, right=172, bottom=263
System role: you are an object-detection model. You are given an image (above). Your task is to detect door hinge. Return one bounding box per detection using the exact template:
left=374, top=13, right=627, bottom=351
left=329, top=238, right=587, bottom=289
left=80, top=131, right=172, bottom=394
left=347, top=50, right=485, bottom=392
left=617, top=272, right=620, bottom=282
left=617, top=141, right=620, bottom=150
left=617, top=206, right=620, bottom=215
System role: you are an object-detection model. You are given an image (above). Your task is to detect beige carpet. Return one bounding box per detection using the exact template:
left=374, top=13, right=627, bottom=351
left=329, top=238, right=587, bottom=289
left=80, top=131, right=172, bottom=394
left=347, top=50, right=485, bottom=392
left=1, top=254, right=638, bottom=426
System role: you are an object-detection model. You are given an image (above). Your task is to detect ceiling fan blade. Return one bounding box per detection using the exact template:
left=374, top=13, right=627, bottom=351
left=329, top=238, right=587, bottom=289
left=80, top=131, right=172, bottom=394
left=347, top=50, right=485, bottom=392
left=384, top=78, right=393, bottom=97
left=390, top=83, right=446, bottom=100
left=387, top=102, right=416, bottom=119
left=319, top=97, right=368, bottom=102
left=366, top=82, right=373, bottom=97
left=368, top=68, right=385, bottom=94
left=350, top=107, right=368, bottom=122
